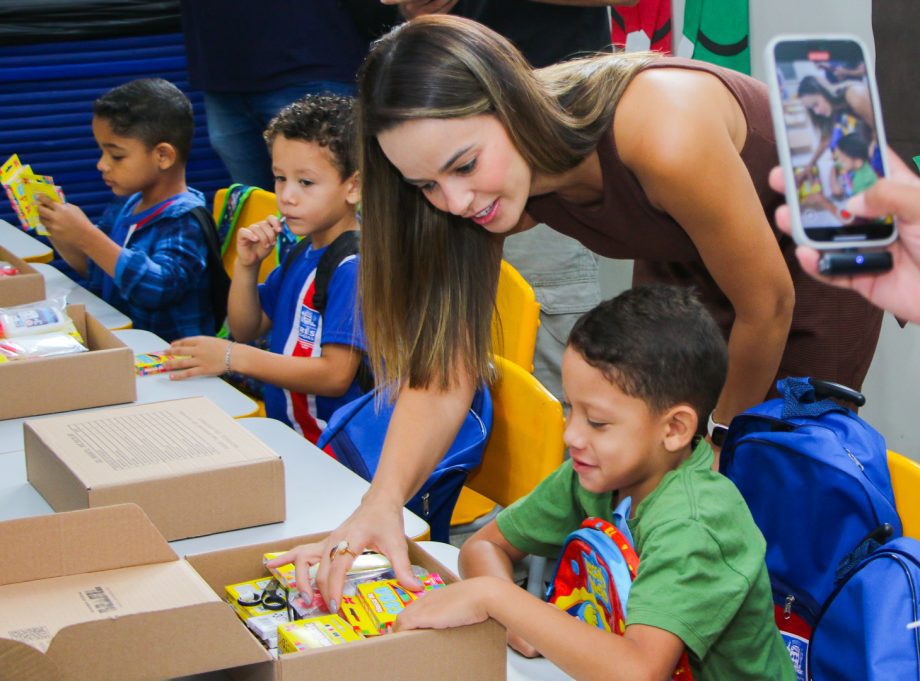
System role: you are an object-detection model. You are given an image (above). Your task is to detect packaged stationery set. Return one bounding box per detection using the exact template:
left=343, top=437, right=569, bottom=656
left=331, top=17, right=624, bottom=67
left=223, top=552, right=445, bottom=657
left=1, top=154, right=66, bottom=234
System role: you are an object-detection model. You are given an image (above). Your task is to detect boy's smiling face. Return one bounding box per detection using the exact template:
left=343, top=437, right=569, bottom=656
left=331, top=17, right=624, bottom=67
left=561, top=347, right=692, bottom=506
left=92, top=116, right=162, bottom=197
left=271, top=137, right=359, bottom=248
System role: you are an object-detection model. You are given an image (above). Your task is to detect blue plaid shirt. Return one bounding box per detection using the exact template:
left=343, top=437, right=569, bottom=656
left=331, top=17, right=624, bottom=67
left=85, top=189, right=215, bottom=342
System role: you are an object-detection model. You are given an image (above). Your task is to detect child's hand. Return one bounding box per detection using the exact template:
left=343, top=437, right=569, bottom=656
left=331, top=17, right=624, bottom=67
left=36, top=195, right=95, bottom=248
left=236, top=215, right=283, bottom=268
left=393, top=577, right=494, bottom=632
left=265, top=543, right=325, bottom=603
left=165, top=336, right=233, bottom=379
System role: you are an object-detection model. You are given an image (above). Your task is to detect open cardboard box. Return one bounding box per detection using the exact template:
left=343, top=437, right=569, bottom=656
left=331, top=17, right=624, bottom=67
left=0, top=504, right=270, bottom=681
left=0, top=304, right=135, bottom=420
left=0, top=245, right=44, bottom=306
left=186, top=532, right=507, bottom=681
left=24, top=396, right=286, bottom=541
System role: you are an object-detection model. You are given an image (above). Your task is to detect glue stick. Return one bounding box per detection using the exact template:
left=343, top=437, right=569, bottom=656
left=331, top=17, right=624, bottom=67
left=0, top=305, right=69, bottom=338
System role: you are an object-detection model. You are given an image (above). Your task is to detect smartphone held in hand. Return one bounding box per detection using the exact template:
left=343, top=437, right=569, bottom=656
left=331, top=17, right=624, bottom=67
left=766, top=34, right=897, bottom=265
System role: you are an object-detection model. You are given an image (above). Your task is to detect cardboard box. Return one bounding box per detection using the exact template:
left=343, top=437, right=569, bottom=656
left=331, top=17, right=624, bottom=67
left=0, top=304, right=135, bottom=420
left=24, top=396, right=286, bottom=541
left=0, top=245, right=44, bottom=306
left=186, top=533, right=507, bottom=681
left=0, top=504, right=270, bottom=681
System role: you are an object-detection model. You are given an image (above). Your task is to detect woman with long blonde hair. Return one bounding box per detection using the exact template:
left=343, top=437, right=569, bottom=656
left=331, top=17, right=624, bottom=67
left=277, top=15, right=883, bottom=612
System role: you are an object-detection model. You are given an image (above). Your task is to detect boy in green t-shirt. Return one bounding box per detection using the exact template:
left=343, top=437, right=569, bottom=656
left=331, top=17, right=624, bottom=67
left=395, top=285, right=794, bottom=681
left=832, top=132, right=879, bottom=199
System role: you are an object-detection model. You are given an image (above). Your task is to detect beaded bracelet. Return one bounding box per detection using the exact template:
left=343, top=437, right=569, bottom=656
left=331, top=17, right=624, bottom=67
left=225, top=341, right=237, bottom=374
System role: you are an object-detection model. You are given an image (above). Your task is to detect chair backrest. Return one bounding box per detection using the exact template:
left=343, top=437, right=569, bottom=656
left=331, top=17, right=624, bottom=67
left=465, top=354, right=565, bottom=508
left=212, top=187, right=280, bottom=283
left=491, top=260, right=541, bottom=372
left=889, top=450, right=920, bottom=540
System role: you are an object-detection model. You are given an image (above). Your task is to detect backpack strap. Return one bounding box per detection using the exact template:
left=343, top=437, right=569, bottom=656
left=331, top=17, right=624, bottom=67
left=281, top=230, right=373, bottom=392
left=313, top=230, right=360, bottom=314
left=189, top=205, right=232, bottom=334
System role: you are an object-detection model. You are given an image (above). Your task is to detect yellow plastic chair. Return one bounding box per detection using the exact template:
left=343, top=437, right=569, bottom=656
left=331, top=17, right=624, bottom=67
left=889, top=450, right=920, bottom=540
left=490, top=259, right=541, bottom=373
left=459, top=354, right=565, bottom=516
left=212, top=187, right=280, bottom=283
left=452, top=261, right=543, bottom=525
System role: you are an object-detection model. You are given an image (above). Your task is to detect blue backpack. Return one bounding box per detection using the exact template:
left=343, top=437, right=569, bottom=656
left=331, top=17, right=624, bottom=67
left=809, top=536, right=920, bottom=680
left=317, top=387, right=493, bottom=542
left=720, top=377, right=901, bottom=676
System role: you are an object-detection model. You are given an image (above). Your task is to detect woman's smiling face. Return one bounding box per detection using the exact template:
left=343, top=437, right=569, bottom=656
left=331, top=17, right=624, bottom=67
left=377, top=114, right=532, bottom=234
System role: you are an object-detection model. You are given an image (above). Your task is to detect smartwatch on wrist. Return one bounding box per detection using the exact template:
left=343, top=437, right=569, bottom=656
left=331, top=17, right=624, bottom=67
left=707, top=412, right=729, bottom=448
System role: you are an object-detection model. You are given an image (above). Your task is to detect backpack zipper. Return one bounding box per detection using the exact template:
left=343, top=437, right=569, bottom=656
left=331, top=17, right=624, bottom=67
left=784, top=594, right=795, bottom=619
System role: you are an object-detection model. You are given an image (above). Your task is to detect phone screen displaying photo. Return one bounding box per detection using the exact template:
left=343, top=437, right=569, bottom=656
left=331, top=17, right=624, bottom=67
left=773, top=39, right=894, bottom=244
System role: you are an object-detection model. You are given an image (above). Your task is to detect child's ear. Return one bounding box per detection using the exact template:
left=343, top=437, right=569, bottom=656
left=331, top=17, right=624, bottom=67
left=661, top=404, right=698, bottom=452
left=344, top=171, right=361, bottom=206
left=154, top=143, right=178, bottom=171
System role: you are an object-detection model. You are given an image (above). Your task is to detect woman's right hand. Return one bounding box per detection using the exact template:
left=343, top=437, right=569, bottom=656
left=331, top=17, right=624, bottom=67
left=307, top=491, right=423, bottom=613
left=236, top=215, right=283, bottom=268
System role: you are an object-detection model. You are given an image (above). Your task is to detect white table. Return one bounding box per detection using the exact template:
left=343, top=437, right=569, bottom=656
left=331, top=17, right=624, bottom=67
left=0, top=219, right=52, bottom=262
left=35, top=262, right=132, bottom=330
left=0, top=417, right=429, bottom=544
left=0, top=329, right=257, bottom=455
left=173, top=417, right=428, bottom=554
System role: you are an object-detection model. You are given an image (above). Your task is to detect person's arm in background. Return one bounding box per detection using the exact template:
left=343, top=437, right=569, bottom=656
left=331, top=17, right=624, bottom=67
left=770, top=149, right=920, bottom=324
left=617, top=69, right=795, bottom=447
left=338, top=0, right=401, bottom=39
left=844, top=83, right=876, bottom=133
left=383, top=0, right=638, bottom=21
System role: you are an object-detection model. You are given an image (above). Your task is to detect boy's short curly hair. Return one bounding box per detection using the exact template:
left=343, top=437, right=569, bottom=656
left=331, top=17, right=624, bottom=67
left=93, top=78, right=194, bottom=163
left=836, top=132, right=872, bottom=163
left=263, top=94, right=357, bottom=179
left=568, top=284, right=728, bottom=423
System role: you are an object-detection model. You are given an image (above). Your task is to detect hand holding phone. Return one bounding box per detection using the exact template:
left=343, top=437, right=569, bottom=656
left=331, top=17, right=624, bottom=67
left=766, top=34, right=896, bottom=262
left=768, top=154, right=920, bottom=324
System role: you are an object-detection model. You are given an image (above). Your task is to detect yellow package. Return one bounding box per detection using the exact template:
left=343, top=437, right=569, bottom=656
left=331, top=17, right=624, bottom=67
left=277, top=614, right=364, bottom=653
left=340, top=595, right=381, bottom=637
left=356, top=575, right=446, bottom=632
left=355, top=580, right=418, bottom=632
left=263, top=552, right=297, bottom=589
left=1, top=154, right=65, bottom=235
left=225, top=577, right=286, bottom=620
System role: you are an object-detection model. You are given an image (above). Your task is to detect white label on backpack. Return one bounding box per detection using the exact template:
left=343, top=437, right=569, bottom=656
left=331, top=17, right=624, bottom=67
left=781, top=631, right=808, bottom=681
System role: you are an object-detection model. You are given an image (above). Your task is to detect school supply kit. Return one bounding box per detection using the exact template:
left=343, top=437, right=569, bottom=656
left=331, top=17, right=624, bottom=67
left=224, top=551, right=445, bottom=657
left=0, top=301, right=87, bottom=363
left=720, top=377, right=920, bottom=681
left=1, top=153, right=65, bottom=234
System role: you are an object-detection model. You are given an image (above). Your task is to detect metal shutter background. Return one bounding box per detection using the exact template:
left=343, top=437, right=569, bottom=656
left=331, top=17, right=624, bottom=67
left=0, top=32, right=230, bottom=228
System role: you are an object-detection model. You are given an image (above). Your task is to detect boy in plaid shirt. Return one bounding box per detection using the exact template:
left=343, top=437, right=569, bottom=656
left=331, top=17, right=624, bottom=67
left=38, top=78, right=213, bottom=342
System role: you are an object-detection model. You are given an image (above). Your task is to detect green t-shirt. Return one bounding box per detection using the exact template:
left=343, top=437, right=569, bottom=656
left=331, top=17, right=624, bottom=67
left=497, top=440, right=794, bottom=681
left=850, top=163, right=879, bottom=195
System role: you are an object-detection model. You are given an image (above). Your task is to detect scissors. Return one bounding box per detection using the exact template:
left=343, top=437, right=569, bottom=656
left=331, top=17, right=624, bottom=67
left=236, top=577, right=287, bottom=611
